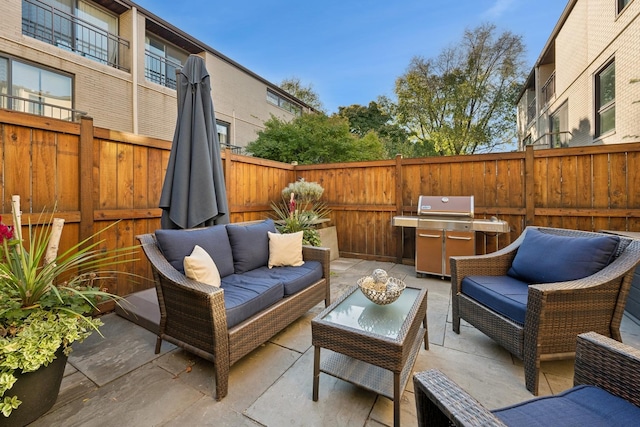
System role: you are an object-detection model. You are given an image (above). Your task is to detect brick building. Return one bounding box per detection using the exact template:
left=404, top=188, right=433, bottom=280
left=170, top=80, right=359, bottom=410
left=517, top=0, right=640, bottom=149
left=0, top=0, right=311, bottom=151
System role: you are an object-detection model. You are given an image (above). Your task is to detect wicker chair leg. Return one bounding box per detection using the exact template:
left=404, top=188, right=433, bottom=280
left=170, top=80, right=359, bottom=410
left=524, top=352, right=540, bottom=395
left=155, top=337, right=162, bottom=354
left=452, top=316, right=460, bottom=334
left=214, top=365, right=229, bottom=401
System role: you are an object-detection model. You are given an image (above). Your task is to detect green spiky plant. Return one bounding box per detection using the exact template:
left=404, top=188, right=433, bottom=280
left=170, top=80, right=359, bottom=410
left=271, top=180, right=331, bottom=246
left=0, top=206, right=137, bottom=418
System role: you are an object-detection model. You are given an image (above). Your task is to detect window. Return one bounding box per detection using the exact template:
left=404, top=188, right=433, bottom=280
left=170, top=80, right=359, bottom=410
left=22, top=0, right=126, bottom=69
left=618, top=0, right=632, bottom=14
left=550, top=102, right=569, bottom=148
left=0, top=55, right=75, bottom=121
left=145, top=33, right=188, bottom=89
left=266, top=89, right=302, bottom=116
left=217, top=121, right=230, bottom=147
left=595, top=61, right=615, bottom=137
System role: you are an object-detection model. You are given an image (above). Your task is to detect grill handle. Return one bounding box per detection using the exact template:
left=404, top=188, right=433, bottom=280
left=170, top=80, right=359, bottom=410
left=418, top=211, right=473, bottom=218
left=447, top=235, right=473, bottom=241
left=418, top=233, right=441, bottom=238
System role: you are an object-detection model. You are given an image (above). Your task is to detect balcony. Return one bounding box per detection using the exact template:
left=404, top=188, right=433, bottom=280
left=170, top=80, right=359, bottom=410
left=145, top=49, right=181, bottom=90
left=22, top=0, right=130, bottom=71
left=0, top=93, right=87, bottom=122
left=540, top=72, right=555, bottom=106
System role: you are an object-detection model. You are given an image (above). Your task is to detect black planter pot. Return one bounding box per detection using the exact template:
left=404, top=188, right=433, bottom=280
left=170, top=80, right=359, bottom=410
left=4, top=348, right=68, bottom=427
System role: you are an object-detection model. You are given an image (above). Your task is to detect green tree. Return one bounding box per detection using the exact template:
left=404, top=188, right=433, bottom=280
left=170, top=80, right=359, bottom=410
left=280, top=77, right=324, bottom=112
left=395, top=24, right=526, bottom=156
left=246, top=113, right=385, bottom=164
left=337, top=101, right=415, bottom=158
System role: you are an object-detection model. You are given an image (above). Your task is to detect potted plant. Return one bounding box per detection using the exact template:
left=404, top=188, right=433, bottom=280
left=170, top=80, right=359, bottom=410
left=271, top=180, right=331, bottom=246
left=0, top=197, right=135, bottom=425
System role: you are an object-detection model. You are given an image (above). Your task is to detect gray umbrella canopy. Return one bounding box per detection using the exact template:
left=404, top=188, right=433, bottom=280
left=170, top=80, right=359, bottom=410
left=159, top=55, right=229, bottom=229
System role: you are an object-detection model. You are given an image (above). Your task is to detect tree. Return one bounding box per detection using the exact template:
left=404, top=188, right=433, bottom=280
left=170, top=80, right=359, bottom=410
left=280, top=77, right=324, bottom=112
left=395, top=24, right=526, bottom=156
left=336, top=101, right=415, bottom=158
left=246, top=113, right=385, bottom=164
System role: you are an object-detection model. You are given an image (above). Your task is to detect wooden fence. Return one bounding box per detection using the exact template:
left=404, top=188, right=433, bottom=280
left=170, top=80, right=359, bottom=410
left=1, top=109, right=639, bottom=302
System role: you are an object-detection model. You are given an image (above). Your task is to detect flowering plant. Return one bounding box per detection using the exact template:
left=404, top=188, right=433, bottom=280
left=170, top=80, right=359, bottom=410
left=0, top=204, right=136, bottom=418
left=271, top=180, right=331, bottom=246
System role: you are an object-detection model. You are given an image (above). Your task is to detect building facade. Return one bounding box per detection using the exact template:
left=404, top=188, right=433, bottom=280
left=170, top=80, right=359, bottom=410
left=1, top=0, right=311, bottom=151
left=517, top=0, right=640, bottom=150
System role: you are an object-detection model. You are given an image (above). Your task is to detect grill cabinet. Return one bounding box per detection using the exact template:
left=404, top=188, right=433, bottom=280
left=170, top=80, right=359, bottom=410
left=392, top=196, right=510, bottom=278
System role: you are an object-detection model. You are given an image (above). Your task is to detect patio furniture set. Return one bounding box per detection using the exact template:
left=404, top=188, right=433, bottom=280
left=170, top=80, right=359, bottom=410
left=134, top=220, right=640, bottom=426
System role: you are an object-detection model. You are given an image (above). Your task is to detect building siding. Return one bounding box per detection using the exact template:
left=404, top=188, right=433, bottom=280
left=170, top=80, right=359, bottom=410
left=517, top=0, right=640, bottom=149
left=1, top=0, right=306, bottom=148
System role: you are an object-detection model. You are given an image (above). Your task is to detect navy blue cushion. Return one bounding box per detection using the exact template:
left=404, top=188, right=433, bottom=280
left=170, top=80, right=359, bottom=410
left=226, top=219, right=277, bottom=273
left=221, top=275, right=284, bottom=328
left=155, top=225, right=235, bottom=277
left=462, top=275, right=529, bottom=325
left=494, top=384, right=640, bottom=427
left=242, top=261, right=323, bottom=296
left=507, top=228, right=620, bottom=284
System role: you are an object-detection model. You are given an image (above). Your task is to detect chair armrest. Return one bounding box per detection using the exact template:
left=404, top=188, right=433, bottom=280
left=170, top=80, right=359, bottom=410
left=574, top=332, right=640, bottom=407
left=413, top=370, right=507, bottom=427
left=137, top=233, right=229, bottom=341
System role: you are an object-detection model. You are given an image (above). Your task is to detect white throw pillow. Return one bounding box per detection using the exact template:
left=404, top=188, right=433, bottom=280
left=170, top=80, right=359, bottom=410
left=268, top=231, right=305, bottom=268
left=183, top=245, right=221, bottom=287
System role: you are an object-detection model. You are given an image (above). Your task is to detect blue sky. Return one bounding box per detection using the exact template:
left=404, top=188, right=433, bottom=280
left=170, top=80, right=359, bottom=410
left=134, top=0, right=568, bottom=113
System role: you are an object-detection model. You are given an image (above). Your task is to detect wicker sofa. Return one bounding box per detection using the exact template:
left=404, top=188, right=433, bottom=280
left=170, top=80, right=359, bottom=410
left=450, top=226, right=640, bottom=395
left=413, top=332, right=640, bottom=426
left=136, top=219, right=331, bottom=400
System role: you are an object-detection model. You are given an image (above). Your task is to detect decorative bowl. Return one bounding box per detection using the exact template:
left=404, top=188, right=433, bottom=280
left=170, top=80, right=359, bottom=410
left=357, top=276, right=406, bottom=305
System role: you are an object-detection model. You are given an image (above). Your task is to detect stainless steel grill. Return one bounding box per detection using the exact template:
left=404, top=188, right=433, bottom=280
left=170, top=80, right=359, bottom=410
left=392, top=195, right=510, bottom=277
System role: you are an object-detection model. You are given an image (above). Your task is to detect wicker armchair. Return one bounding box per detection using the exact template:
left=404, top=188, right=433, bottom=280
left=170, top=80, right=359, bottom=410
left=413, top=332, right=640, bottom=427
left=137, top=233, right=331, bottom=400
left=450, top=226, right=640, bottom=395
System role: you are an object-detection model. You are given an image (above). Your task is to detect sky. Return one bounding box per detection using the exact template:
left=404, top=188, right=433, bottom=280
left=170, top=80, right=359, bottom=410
left=133, top=0, right=569, bottom=114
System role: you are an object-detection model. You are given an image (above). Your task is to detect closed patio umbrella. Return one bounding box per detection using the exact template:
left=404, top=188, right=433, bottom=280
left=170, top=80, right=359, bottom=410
left=159, top=55, right=229, bottom=229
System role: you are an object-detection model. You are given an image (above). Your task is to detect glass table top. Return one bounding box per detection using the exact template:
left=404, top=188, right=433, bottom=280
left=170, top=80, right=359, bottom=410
left=321, top=287, right=420, bottom=339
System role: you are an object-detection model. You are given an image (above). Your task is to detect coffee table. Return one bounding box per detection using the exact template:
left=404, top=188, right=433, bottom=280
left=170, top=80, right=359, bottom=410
left=312, top=284, right=428, bottom=427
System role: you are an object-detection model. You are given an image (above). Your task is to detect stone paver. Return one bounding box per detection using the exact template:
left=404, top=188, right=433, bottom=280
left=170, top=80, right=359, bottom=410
left=31, top=259, right=640, bottom=426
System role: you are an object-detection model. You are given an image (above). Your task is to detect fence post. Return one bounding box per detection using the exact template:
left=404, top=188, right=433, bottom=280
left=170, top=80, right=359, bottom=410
left=525, top=145, right=535, bottom=226
left=79, top=116, right=95, bottom=241
left=395, top=154, right=404, bottom=263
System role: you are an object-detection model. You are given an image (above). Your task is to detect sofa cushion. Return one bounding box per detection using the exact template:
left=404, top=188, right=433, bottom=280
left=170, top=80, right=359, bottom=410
left=183, top=245, right=221, bottom=287
left=242, top=261, right=323, bottom=296
left=155, top=225, right=235, bottom=277
left=268, top=231, right=304, bottom=268
left=493, top=384, right=640, bottom=427
left=462, top=275, right=529, bottom=325
left=221, top=274, right=284, bottom=328
left=507, top=228, right=620, bottom=284
left=226, top=219, right=277, bottom=273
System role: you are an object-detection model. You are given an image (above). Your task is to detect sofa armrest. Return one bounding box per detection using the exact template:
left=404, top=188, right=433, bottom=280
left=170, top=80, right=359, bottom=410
left=413, top=370, right=507, bottom=427
left=574, top=332, right=640, bottom=407
left=302, top=245, right=331, bottom=304
left=137, top=233, right=229, bottom=349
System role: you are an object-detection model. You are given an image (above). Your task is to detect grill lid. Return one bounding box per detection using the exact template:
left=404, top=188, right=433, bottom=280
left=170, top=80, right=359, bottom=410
left=417, top=196, right=474, bottom=218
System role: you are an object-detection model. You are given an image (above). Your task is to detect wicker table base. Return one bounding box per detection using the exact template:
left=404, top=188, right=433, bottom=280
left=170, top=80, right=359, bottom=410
left=312, top=284, right=428, bottom=427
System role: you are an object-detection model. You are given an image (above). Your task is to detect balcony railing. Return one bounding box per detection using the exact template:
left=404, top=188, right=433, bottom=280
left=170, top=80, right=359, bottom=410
left=541, top=72, right=555, bottom=106
left=1, top=93, right=87, bottom=122
left=526, top=96, right=536, bottom=124
left=530, top=130, right=572, bottom=148
left=22, top=0, right=130, bottom=71
left=145, top=50, right=182, bottom=90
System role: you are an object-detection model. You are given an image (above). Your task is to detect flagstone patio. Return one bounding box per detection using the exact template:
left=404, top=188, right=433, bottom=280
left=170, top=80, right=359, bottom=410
left=31, top=258, right=640, bottom=426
